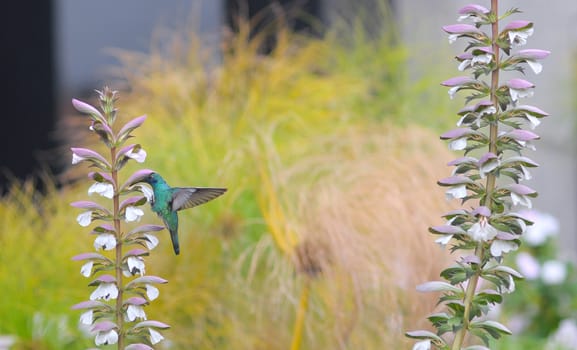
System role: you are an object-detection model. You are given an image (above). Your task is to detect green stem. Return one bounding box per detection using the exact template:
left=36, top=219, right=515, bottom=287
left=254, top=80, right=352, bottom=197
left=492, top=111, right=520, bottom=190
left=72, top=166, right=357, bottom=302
left=111, top=146, right=124, bottom=349
left=451, top=245, right=484, bottom=350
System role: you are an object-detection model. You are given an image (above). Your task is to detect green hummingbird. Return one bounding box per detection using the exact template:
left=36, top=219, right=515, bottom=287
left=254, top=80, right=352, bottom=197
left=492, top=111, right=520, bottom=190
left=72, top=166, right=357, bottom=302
left=142, top=172, right=226, bottom=255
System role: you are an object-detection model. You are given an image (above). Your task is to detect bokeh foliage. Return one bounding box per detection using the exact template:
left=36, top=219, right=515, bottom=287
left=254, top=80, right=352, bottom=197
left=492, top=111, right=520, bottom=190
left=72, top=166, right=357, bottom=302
left=0, top=8, right=460, bottom=349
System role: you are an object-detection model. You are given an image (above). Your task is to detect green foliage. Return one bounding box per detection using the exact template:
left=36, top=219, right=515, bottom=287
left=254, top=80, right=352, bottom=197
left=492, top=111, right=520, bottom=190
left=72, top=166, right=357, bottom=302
left=0, top=8, right=460, bottom=350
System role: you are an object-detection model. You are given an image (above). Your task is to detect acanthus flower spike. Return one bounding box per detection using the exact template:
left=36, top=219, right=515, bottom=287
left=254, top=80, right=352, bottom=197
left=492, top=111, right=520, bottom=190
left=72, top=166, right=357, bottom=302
left=71, top=88, right=169, bottom=347
left=409, top=2, right=549, bottom=348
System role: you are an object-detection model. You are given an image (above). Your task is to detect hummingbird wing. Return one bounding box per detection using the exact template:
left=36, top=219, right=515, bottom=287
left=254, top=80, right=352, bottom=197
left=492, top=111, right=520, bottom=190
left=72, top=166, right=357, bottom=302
left=170, top=187, right=227, bottom=211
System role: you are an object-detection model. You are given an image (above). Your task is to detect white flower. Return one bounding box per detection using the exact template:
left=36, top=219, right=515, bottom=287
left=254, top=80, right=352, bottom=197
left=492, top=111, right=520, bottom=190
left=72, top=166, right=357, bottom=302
left=521, top=210, right=559, bottom=246
left=80, top=261, right=94, bottom=277
left=519, top=165, right=532, bottom=180
left=126, top=304, right=147, bottom=322
left=90, top=282, right=119, bottom=301
left=126, top=256, right=145, bottom=276
left=448, top=34, right=459, bottom=44
left=94, top=233, right=117, bottom=251
left=508, top=27, right=534, bottom=47
left=471, top=53, right=492, bottom=65
left=149, top=328, right=164, bottom=344
left=72, top=153, right=85, bottom=165
left=510, top=87, right=534, bottom=102
left=88, top=182, right=114, bottom=199
left=448, top=137, right=467, bottom=150
left=548, top=319, right=577, bottom=350
left=144, top=234, right=159, bottom=250
left=511, top=192, right=532, bottom=208
left=413, top=340, right=431, bottom=350
left=467, top=219, right=498, bottom=242
left=77, top=211, right=93, bottom=227
left=79, top=310, right=93, bottom=325
left=526, top=59, right=543, bottom=74
left=138, top=185, right=154, bottom=202
left=479, top=158, right=500, bottom=179
left=146, top=284, right=160, bottom=301
left=541, top=260, right=567, bottom=285
left=502, top=274, right=516, bottom=293
left=525, top=113, right=541, bottom=129
left=445, top=184, right=467, bottom=200
left=95, top=329, right=118, bottom=346
left=516, top=252, right=540, bottom=280
left=127, top=148, right=147, bottom=163
left=125, top=206, right=144, bottom=223
left=490, top=240, right=518, bottom=257
left=435, top=235, right=453, bottom=246
left=458, top=59, right=471, bottom=71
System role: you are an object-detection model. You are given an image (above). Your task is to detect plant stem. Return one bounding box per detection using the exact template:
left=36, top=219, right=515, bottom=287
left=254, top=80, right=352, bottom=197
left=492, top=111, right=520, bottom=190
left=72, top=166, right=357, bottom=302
left=451, top=245, right=484, bottom=350
left=111, top=146, right=124, bottom=349
left=452, top=2, right=499, bottom=349
left=290, top=278, right=311, bottom=350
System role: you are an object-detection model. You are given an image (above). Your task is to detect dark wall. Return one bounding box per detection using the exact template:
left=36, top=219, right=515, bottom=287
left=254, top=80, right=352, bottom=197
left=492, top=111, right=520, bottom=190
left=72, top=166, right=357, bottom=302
left=0, top=1, right=56, bottom=193
left=225, top=0, right=321, bottom=52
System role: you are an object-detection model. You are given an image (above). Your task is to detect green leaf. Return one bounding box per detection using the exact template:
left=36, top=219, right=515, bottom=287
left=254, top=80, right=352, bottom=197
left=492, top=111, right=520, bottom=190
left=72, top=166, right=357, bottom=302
left=440, top=266, right=472, bottom=284
left=405, top=330, right=445, bottom=344
left=470, top=319, right=512, bottom=340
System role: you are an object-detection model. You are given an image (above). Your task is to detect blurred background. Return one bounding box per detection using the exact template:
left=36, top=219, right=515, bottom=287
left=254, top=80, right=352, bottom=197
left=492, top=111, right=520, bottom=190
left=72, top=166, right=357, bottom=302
left=1, top=0, right=577, bottom=349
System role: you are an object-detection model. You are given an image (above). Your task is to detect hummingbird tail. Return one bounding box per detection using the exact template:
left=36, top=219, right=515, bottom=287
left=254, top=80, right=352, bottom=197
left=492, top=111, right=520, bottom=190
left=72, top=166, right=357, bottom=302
left=169, top=228, right=180, bottom=255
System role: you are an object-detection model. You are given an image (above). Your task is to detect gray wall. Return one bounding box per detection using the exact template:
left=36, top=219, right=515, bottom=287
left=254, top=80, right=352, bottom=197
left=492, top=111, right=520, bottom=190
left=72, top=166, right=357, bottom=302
left=397, top=0, right=577, bottom=260
left=55, top=0, right=222, bottom=96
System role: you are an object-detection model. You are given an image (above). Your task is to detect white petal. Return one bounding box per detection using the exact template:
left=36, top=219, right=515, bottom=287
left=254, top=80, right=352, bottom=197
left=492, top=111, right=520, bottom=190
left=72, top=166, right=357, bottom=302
left=95, top=329, right=118, bottom=346
left=479, top=105, right=497, bottom=116
left=526, top=60, right=543, bottom=74
left=471, top=53, right=492, bottom=65
left=125, top=206, right=144, bottom=223
left=458, top=59, right=471, bottom=71
left=479, top=159, right=500, bottom=178
left=90, top=283, right=119, bottom=301
left=449, top=137, right=467, bottom=151
left=445, top=184, right=467, bottom=200
left=448, top=86, right=459, bottom=99
left=80, top=261, right=94, bottom=277
left=79, top=310, right=93, bottom=325
left=146, top=284, right=159, bottom=301
left=520, top=165, right=532, bottom=180
left=435, top=235, right=453, bottom=246
left=413, top=340, right=431, bottom=350
left=126, top=304, right=147, bottom=322
left=503, top=275, right=516, bottom=293
left=149, top=328, right=164, bottom=344
left=77, top=211, right=93, bottom=227
left=467, top=222, right=498, bottom=242
left=138, top=185, right=154, bottom=202
left=144, top=234, right=159, bottom=250
left=88, top=182, right=114, bottom=199
left=127, top=149, right=147, bottom=163
left=127, top=256, right=145, bottom=276
left=94, top=233, right=117, bottom=251
left=448, top=34, right=458, bottom=44
left=511, top=192, right=532, bottom=208
left=457, top=15, right=470, bottom=22
left=490, top=240, right=518, bottom=257
left=72, top=153, right=85, bottom=165
left=542, top=260, right=567, bottom=285
left=525, top=114, right=541, bottom=129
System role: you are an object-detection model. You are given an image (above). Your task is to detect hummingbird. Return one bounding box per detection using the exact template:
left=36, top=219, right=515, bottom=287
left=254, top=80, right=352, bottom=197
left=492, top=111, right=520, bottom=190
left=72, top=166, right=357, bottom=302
left=141, top=172, right=226, bottom=255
